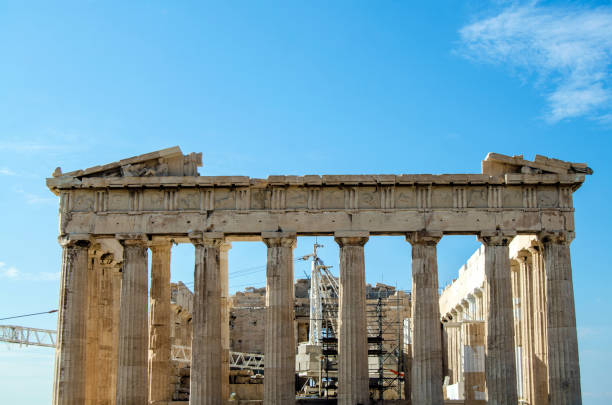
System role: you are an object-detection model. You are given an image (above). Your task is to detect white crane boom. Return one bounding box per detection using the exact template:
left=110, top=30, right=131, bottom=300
left=0, top=325, right=57, bottom=348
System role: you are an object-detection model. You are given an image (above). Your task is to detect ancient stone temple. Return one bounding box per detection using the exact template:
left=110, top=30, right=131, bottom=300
left=47, top=146, right=590, bottom=405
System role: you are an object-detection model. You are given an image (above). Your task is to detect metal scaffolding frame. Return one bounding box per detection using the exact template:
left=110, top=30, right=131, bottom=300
left=0, top=325, right=57, bottom=348
left=296, top=244, right=408, bottom=399
left=171, top=344, right=265, bottom=371
left=1, top=325, right=266, bottom=374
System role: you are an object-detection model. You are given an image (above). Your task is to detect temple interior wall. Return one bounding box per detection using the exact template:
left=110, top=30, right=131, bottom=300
left=440, top=235, right=545, bottom=404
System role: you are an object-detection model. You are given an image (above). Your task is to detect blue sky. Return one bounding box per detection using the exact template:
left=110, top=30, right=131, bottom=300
left=1, top=1, right=611, bottom=403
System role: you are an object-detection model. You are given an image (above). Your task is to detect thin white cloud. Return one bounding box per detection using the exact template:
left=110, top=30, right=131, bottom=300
left=0, top=130, right=96, bottom=154
left=14, top=187, right=57, bottom=205
left=23, top=193, right=57, bottom=205
left=0, top=262, right=59, bottom=282
left=0, top=264, right=20, bottom=279
left=0, top=168, right=16, bottom=176
left=459, top=2, right=612, bottom=122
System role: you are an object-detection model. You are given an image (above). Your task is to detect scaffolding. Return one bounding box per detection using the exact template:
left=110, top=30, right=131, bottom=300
left=296, top=244, right=407, bottom=399
left=367, top=293, right=405, bottom=399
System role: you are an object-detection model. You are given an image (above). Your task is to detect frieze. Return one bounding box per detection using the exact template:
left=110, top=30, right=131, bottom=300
left=47, top=148, right=591, bottom=236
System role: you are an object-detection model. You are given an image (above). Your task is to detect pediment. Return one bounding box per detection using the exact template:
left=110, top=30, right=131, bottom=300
left=52, top=146, right=202, bottom=178
left=482, top=153, right=593, bottom=176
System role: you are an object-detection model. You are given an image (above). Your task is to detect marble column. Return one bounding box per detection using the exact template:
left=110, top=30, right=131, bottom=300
left=115, top=234, right=149, bottom=405
left=462, top=321, right=486, bottom=405
left=474, top=288, right=484, bottom=321
left=85, top=246, right=101, bottom=405
left=449, top=310, right=459, bottom=384
left=406, top=231, right=444, bottom=405
left=455, top=307, right=464, bottom=386
left=53, top=236, right=91, bottom=405
left=335, top=231, right=369, bottom=405
left=518, top=250, right=536, bottom=405
left=262, top=232, right=297, bottom=405
left=404, top=320, right=413, bottom=405
left=220, top=242, right=232, bottom=404
left=149, top=239, right=172, bottom=404
left=190, top=232, right=223, bottom=405
left=529, top=245, right=549, bottom=405
left=441, top=320, right=449, bottom=387
left=510, top=261, right=523, bottom=400
left=478, top=232, right=518, bottom=405
left=111, top=262, right=123, bottom=405
left=538, top=231, right=582, bottom=405
left=97, top=254, right=122, bottom=405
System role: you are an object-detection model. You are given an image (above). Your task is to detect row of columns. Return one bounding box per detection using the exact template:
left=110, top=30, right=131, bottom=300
left=443, top=232, right=582, bottom=405
left=53, top=230, right=581, bottom=405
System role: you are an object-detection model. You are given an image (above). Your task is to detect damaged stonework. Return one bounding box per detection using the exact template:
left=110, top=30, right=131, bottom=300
left=47, top=147, right=590, bottom=405
left=482, top=153, right=593, bottom=176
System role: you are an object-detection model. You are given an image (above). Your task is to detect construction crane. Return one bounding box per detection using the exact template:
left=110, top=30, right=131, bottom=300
left=0, top=325, right=57, bottom=348
left=298, top=244, right=339, bottom=344
left=0, top=324, right=265, bottom=371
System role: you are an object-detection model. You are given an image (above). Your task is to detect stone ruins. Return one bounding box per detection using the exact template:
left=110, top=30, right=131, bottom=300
left=47, top=146, right=590, bottom=405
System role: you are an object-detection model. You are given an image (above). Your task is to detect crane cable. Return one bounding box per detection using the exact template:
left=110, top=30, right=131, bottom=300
left=0, top=309, right=58, bottom=321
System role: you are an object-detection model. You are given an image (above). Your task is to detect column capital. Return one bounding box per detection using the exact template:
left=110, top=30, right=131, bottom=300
left=116, top=233, right=148, bottom=247
left=537, top=230, right=575, bottom=246
left=148, top=236, right=173, bottom=250
left=220, top=241, right=232, bottom=253
left=510, top=258, right=520, bottom=271
left=98, top=252, right=122, bottom=268
left=261, top=232, right=296, bottom=248
left=527, top=244, right=542, bottom=255
left=188, top=231, right=224, bottom=247
left=406, top=230, right=442, bottom=246
left=477, top=230, right=516, bottom=246
left=516, top=249, right=533, bottom=264
left=334, top=231, right=369, bottom=247
left=58, top=233, right=93, bottom=248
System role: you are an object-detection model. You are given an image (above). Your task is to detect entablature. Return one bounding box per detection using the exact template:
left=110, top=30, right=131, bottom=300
left=47, top=148, right=591, bottom=237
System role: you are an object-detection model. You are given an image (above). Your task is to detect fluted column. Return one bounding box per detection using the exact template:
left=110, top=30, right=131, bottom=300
left=190, top=232, right=224, bottom=405
left=518, top=250, right=536, bottom=405
left=454, top=307, right=464, bottom=385
left=53, top=235, right=91, bottom=405
left=406, top=231, right=443, bottom=405
left=538, top=231, right=582, bottom=405
left=97, top=253, right=122, bottom=405
left=474, top=288, right=484, bottom=321
left=478, top=232, right=518, bottom=405
left=116, top=234, right=149, bottom=405
left=149, top=239, right=172, bottom=404
left=262, top=232, right=297, bottom=405
left=510, top=260, right=523, bottom=400
left=220, top=242, right=232, bottom=404
left=462, top=321, right=486, bottom=405
left=529, top=245, right=549, bottom=405
left=448, top=310, right=459, bottom=384
left=110, top=262, right=123, bottom=405
left=85, top=246, right=101, bottom=405
left=335, top=231, right=369, bottom=405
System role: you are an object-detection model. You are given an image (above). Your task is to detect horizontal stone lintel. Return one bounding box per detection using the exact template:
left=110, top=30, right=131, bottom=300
left=54, top=181, right=578, bottom=216
left=62, top=209, right=574, bottom=236
left=47, top=172, right=586, bottom=192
